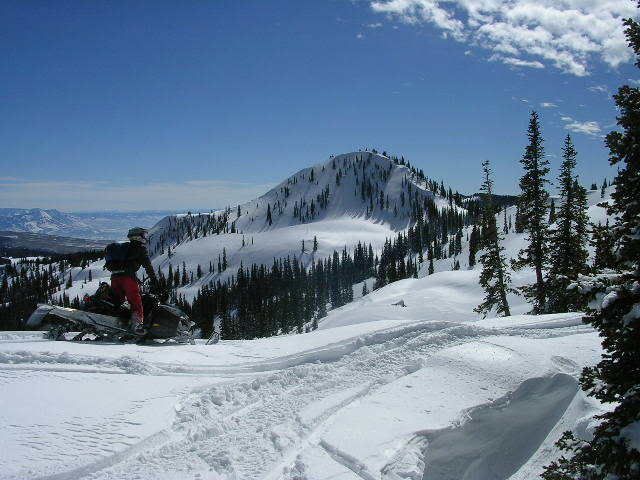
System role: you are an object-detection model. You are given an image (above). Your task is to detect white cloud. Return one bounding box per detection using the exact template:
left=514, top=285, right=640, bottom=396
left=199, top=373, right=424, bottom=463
left=367, top=22, right=384, bottom=28
left=356, top=32, right=365, bottom=39
left=559, top=115, right=602, bottom=137
left=490, top=54, right=545, bottom=69
left=540, top=102, right=557, bottom=108
left=0, top=179, right=273, bottom=212
left=369, top=0, right=636, bottom=76
left=588, top=84, right=610, bottom=94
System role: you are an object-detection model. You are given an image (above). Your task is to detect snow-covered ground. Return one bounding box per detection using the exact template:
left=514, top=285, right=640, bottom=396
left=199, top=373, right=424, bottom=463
left=2, top=156, right=615, bottom=479
left=0, top=268, right=605, bottom=480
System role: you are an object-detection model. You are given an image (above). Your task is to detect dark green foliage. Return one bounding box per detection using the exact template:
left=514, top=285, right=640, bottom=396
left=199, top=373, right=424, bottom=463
left=475, top=160, right=512, bottom=318
left=188, top=242, right=376, bottom=339
left=0, top=250, right=103, bottom=329
left=545, top=135, right=590, bottom=313
left=542, top=6, right=640, bottom=478
left=513, top=111, right=550, bottom=313
left=468, top=225, right=480, bottom=268
left=591, top=220, right=616, bottom=271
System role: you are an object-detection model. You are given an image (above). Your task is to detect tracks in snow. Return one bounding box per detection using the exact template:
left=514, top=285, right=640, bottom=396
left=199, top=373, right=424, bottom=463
left=15, top=320, right=590, bottom=480
left=61, top=321, right=585, bottom=480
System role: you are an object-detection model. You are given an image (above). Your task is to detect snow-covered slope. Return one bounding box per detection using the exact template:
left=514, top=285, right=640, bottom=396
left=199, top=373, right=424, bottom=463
left=60, top=152, right=466, bottom=301
left=0, top=269, right=604, bottom=480
left=0, top=173, right=615, bottom=480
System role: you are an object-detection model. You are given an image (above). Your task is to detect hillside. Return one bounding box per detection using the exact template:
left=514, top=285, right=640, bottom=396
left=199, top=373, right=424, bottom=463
left=0, top=269, right=604, bottom=480
left=0, top=153, right=618, bottom=480
left=48, top=153, right=612, bottom=336
left=145, top=152, right=468, bottom=296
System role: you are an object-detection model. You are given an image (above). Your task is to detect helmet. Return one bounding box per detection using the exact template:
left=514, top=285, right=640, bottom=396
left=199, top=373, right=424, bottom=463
left=127, top=227, right=149, bottom=243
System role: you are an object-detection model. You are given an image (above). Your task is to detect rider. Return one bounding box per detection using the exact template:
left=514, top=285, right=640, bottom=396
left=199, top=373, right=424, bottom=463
left=110, top=227, right=159, bottom=335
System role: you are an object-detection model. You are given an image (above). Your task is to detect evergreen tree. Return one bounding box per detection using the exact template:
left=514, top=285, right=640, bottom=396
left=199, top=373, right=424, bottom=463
left=513, top=111, right=550, bottom=313
left=542, top=7, right=640, bottom=477
left=503, top=207, right=509, bottom=235
left=591, top=220, right=616, bottom=271
left=548, top=198, right=556, bottom=224
left=266, top=204, right=273, bottom=226
left=475, top=160, right=512, bottom=318
left=545, top=135, right=590, bottom=313
left=468, top=225, right=480, bottom=268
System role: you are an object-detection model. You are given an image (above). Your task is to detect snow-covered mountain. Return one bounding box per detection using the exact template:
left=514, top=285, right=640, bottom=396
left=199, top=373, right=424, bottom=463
left=137, top=151, right=466, bottom=298
left=0, top=154, right=617, bottom=480
left=0, top=208, right=92, bottom=237
left=0, top=208, right=176, bottom=241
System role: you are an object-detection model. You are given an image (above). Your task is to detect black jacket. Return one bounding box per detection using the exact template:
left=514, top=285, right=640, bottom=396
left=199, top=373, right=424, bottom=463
left=110, top=241, right=158, bottom=286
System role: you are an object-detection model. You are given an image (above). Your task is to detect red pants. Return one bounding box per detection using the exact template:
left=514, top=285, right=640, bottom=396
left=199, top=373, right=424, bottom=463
left=111, top=276, right=144, bottom=324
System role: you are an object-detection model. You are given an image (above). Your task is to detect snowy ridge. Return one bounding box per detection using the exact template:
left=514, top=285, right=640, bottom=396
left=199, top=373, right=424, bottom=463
left=58, top=151, right=468, bottom=302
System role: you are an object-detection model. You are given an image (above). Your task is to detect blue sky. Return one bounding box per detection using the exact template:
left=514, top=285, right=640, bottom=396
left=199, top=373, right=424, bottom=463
left=1, top=0, right=637, bottom=211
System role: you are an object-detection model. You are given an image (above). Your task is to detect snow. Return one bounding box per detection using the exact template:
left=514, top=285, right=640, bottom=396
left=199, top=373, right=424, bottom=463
left=1, top=168, right=619, bottom=479
left=1, top=267, right=605, bottom=480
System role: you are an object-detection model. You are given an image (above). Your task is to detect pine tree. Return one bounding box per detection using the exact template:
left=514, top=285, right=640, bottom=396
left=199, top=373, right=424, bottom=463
left=475, top=160, right=512, bottom=318
left=468, top=225, right=480, bottom=268
left=266, top=204, right=273, bottom=226
left=548, top=198, right=556, bottom=224
left=503, top=207, right=509, bottom=235
left=591, top=220, right=616, bottom=271
left=542, top=7, right=640, bottom=477
left=512, top=111, right=550, bottom=313
left=545, top=135, right=590, bottom=313
left=514, top=202, right=525, bottom=233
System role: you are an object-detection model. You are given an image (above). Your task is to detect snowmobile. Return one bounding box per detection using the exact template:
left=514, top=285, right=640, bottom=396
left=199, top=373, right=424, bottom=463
left=26, top=282, right=196, bottom=344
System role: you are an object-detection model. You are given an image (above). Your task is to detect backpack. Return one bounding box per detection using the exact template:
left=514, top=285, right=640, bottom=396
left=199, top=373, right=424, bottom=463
left=104, top=242, right=131, bottom=272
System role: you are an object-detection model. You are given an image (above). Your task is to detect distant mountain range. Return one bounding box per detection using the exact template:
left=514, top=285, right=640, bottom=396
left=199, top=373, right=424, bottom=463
left=0, top=231, right=110, bottom=256
left=0, top=208, right=180, bottom=240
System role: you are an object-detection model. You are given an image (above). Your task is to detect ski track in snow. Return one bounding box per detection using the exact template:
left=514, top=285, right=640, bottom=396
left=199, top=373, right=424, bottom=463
left=3, top=319, right=592, bottom=480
